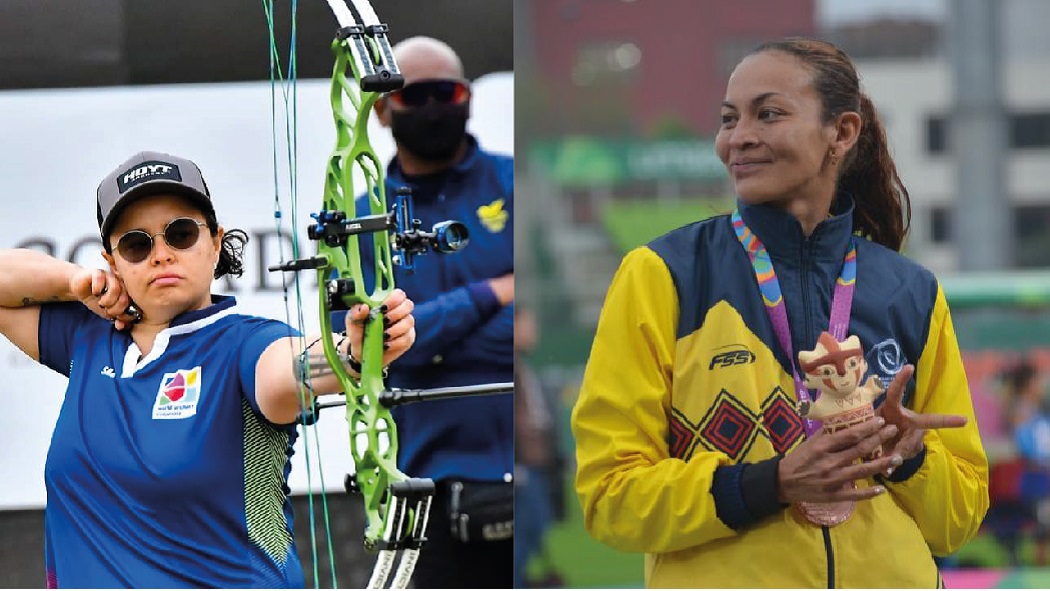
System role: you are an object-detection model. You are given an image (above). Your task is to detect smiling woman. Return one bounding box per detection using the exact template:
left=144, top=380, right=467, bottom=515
left=571, top=37, right=988, bottom=588
left=715, top=40, right=909, bottom=250
left=715, top=51, right=858, bottom=230
left=0, top=150, right=418, bottom=588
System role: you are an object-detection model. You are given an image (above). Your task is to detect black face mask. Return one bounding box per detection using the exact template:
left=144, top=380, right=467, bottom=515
left=390, top=102, right=469, bottom=162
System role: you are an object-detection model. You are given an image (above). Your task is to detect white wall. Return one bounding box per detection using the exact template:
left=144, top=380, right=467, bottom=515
left=0, top=72, right=513, bottom=508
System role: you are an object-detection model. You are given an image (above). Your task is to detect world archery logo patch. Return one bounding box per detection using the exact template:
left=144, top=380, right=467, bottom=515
left=152, top=366, right=202, bottom=420
left=477, top=198, right=509, bottom=233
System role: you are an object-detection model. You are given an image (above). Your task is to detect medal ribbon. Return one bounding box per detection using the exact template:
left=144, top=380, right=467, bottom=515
left=731, top=209, right=857, bottom=436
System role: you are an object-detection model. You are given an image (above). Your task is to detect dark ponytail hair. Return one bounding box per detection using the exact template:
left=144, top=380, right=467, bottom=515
left=752, top=38, right=911, bottom=251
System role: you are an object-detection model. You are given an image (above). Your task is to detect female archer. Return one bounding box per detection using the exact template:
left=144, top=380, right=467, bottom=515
left=0, top=151, right=417, bottom=588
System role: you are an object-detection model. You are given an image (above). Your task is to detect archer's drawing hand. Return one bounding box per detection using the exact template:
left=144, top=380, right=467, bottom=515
left=344, top=288, right=416, bottom=368
left=876, top=364, right=967, bottom=465
left=70, top=268, right=137, bottom=331
left=777, top=417, right=902, bottom=504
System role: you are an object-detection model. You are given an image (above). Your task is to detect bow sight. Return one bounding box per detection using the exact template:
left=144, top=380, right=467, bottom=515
left=391, top=188, right=469, bottom=270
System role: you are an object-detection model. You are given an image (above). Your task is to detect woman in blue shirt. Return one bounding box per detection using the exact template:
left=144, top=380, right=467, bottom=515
left=0, top=151, right=417, bottom=588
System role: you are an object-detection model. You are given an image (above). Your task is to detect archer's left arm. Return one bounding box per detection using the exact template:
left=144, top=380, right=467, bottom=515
left=255, top=289, right=416, bottom=425
left=882, top=285, right=989, bottom=555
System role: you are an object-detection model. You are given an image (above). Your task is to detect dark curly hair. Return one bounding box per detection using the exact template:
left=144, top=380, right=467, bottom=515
left=207, top=214, right=248, bottom=280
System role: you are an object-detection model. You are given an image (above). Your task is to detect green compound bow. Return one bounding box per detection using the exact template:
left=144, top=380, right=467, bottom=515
left=266, top=1, right=512, bottom=587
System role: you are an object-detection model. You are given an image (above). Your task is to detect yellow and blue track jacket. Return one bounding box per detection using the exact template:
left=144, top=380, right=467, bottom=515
left=572, top=199, right=988, bottom=588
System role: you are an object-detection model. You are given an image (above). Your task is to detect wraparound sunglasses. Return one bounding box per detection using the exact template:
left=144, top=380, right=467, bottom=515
left=385, top=80, right=469, bottom=108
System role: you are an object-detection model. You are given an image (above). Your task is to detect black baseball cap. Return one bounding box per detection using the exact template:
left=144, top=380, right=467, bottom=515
left=96, top=151, right=215, bottom=241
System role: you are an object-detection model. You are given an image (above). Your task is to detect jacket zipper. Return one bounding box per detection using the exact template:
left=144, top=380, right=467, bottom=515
left=800, top=237, right=815, bottom=377
left=823, top=526, right=836, bottom=588
left=802, top=234, right=836, bottom=588
left=802, top=235, right=818, bottom=356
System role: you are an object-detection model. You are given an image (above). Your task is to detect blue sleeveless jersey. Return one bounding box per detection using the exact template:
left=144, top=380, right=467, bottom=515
left=37, top=296, right=304, bottom=588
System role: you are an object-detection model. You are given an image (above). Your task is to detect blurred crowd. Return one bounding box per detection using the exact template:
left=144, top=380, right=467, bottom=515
left=977, top=353, right=1050, bottom=566
left=514, top=306, right=568, bottom=588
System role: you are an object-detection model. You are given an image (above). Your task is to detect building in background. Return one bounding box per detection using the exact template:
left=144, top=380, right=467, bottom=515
left=825, top=0, right=1050, bottom=272
left=517, top=0, right=818, bottom=331
left=519, top=0, right=1050, bottom=332
left=524, top=0, right=814, bottom=138
left=859, top=59, right=1050, bottom=271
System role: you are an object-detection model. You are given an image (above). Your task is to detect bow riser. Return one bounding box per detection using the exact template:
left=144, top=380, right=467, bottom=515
left=317, top=36, right=408, bottom=554
left=270, top=3, right=511, bottom=586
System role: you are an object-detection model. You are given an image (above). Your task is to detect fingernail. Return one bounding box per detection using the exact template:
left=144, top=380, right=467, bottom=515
left=874, top=486, right=886, bottom=495
left=383, top=331, right=391, bottom=341
left=876, top=417, right=885, bottom=426
left=891, top=455, right=903, bottom=467
left=383, top=318, right=392, bottom=328
left=379, top=304, right=389, bottom=313
left=383, top=343, right=390, bottom=350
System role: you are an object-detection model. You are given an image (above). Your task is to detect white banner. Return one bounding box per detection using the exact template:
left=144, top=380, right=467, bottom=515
left=0, top=72, right=513, bottom=508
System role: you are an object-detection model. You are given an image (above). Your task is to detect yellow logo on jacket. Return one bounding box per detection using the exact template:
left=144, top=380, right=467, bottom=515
left=477, top=199, right=509, bottom=233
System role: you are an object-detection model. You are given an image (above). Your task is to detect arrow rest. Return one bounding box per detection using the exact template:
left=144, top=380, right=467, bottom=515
left=324, top=277, right=356, bottom=312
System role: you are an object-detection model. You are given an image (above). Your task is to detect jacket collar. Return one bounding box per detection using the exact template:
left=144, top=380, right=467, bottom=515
left=737, top=194, right=856, bottom=263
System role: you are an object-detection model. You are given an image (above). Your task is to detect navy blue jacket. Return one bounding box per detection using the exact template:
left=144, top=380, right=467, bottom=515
left=334, top=135, right=514, bottom=482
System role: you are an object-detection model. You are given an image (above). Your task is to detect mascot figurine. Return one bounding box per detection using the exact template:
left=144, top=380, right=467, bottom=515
left=794, top=332, right=885, bottom=526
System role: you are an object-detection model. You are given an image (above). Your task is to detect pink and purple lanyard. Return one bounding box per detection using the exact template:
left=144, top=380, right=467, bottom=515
left=731, top=209, right=857, bottom=437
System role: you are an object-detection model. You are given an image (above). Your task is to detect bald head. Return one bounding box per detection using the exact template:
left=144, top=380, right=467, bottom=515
left=393, top=36, right=465, bottom=84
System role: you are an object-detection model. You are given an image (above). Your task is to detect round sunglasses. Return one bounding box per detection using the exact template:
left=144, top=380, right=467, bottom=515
left=115, top=217, right=208, bottom=263
left=386, top=80, right=469, bottom=109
